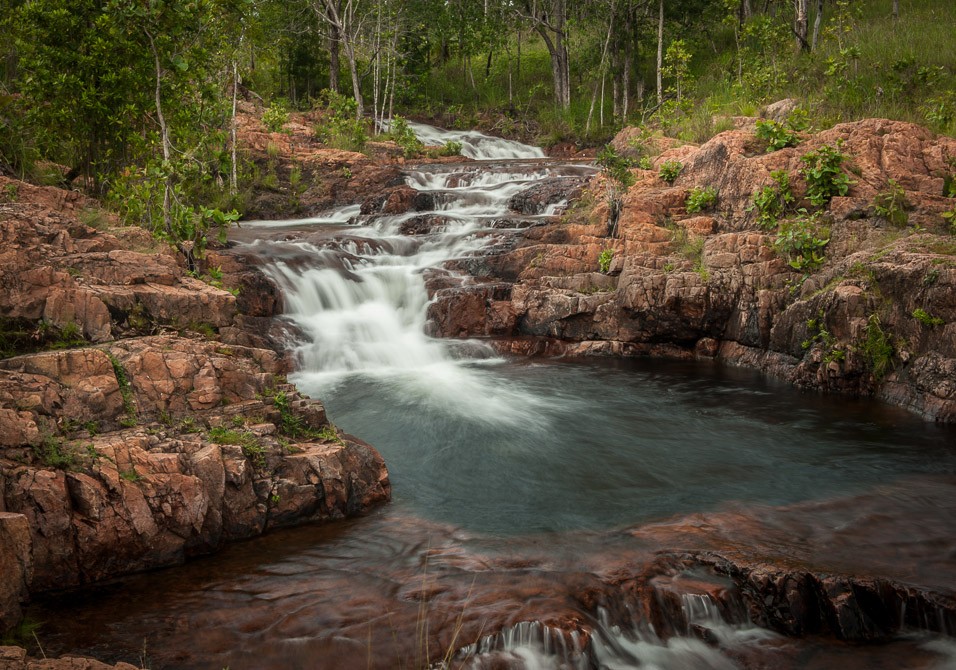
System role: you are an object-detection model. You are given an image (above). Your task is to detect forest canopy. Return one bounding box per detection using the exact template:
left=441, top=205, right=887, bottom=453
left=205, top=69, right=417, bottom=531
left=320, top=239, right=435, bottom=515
left=1, top=0, right=953, bottom=221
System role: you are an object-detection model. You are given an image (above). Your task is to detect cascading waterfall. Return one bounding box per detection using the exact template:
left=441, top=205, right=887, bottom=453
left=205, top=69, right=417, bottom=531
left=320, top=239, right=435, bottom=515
left=244, top=123, right=593, bottom=424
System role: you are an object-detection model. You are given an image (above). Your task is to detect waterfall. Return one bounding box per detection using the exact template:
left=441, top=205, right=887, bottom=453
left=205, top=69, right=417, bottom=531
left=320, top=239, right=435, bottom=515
left=242, top=123, right=593, bottom=423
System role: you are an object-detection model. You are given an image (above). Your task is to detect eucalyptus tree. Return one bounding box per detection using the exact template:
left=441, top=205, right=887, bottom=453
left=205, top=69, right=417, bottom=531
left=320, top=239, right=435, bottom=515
left=517, top=0, right=571, bottom=109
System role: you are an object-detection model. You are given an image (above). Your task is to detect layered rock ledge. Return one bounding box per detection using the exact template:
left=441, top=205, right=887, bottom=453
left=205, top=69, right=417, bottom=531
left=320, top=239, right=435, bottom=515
left=422, top=118, right=956, bottom=421
left=0, top=177, right=390, bottom=635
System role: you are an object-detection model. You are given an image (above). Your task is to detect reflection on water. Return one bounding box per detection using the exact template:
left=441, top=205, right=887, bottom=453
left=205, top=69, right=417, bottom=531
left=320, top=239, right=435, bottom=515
left=318, top=356, right=956, bottom=535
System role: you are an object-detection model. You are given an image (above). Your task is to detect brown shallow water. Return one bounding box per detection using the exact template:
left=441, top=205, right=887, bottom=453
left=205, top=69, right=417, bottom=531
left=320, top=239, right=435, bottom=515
left=30, top=472, right=956, bottom=669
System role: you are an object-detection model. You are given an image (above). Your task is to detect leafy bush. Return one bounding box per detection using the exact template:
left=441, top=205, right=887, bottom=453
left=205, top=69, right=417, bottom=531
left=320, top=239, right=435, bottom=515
left=262, top=100, right=289, bottom=133
left=659, top=160, right=683, bottom=184
left=598, top=248, right=614, bottom=273
left=862, top=314, right=894, bottom=380
left=873, top=179, right=909, bottom=227
left=314, top=90, right=367, bottom=152
left=388, top=116, right=423, bottom=158
left=912, top=308, right=944, bottom=326
left=597, top=145, right=635, bottom=236
left=755, top=119, right=799, bottom=152
left=749, top=170, right=794, bottom=229
left=773, top=210, right=830, bottom=272
left=439, top=141, right=462, bottom=156
left=686, top=186, right=717, bottom=213
left=801, top=143, right=852, bottom=207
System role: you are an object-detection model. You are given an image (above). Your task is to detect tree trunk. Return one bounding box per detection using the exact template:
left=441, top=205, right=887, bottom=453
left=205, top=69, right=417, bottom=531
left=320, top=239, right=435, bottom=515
left=811, top=0, right=824, bottom=50
left=230, top=57, right=238, bottom=195
left=656, top=0, right=663, bottom=105
left=892, top=0, right=899, bottom=19
left=525, top=0, right=570, bottom=109
left=329, top=22, right=340, bottom=93
left=794, top=0, right=809, bottom=51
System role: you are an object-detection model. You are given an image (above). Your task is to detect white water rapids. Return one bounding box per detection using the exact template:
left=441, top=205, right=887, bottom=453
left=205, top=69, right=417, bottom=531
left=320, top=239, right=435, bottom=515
left=240, top=123, right=593, bottom=426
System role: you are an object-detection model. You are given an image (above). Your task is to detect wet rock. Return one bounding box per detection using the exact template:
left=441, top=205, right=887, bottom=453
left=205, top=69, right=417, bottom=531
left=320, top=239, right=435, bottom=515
left=0, top=514, right=32, bottom=631
left=0, top=647, right=138, bottom=670
left=425, top=118, right=956, bottom=420
left=0, top=337, right=390, bottom=593
left=508, top=177, right=585, bottom=215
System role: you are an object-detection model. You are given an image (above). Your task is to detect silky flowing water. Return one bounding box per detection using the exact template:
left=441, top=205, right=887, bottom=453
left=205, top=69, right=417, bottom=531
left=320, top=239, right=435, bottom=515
left=32, top=125, right=956, bottom=669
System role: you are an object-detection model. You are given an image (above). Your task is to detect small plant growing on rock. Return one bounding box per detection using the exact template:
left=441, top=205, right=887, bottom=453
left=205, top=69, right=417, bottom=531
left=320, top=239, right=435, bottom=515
left=32, top=434, right=78, bottom=470
left=686, top=186, right=717, bottom=213
left=773, top=210, right=830, bottom=272
left=749, top=170, right=795, bottom=230
left=659, top=160, right=683, bottom=185
left=598, top=248, right=614, bottom=273
left=912, top=308, right=944, bottom=326
left=873, top=179, right=909, bottom=227
left=388, top=116, right=423, bottom=158
left=262, top=100, right=290, bottom=133
left=597, top=145, right=636, bottom=237
left=942, top=177, right=956, bottom=231
left=438, top=141, right=462, bottom=157
left=862, top=314, right=894, bottom=380
left=754, top=119, right=799, bottom=152
left=801, top=142, right=852, bottom=207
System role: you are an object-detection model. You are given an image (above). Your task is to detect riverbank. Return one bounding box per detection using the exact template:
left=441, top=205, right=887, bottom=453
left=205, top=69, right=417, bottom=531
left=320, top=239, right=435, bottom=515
left=423, top=115, right=956, bottom=421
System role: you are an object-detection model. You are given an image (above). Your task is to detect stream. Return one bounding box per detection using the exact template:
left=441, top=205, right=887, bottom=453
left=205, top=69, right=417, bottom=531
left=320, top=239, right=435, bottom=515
left=34, top=124, right=956, bottom=669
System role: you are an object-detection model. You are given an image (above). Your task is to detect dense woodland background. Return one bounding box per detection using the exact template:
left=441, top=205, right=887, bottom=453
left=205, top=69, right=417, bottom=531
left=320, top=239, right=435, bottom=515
left=0, top=0, right=954, bottom=248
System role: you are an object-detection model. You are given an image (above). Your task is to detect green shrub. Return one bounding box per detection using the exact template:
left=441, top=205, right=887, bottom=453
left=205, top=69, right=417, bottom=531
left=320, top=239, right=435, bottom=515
left=755, top=119, right=799, bottom=152
left=388, top=116, right=423, bottom=158
left=912, top=308, right=944, bottom=326
left=598, top=248, right=614, bottom=273
left=314, top=90, right=367, bottom=152
left=32, top=435, right=77, bottom=470
left=749, top=170, right=795, bottom=229
left=439, top=141, right=462, bottom=156
left=597, top=145, right=636, bottom=237
left=773, top=210, right=830, bottom=272
left=262, top=100, right=289, bottom=133
left=862, top=314, right=894, bottom=380
left=873, top=179, right=909, bottom=227
left=801, top=143, right=852, bottom=207
left=659, top=160, right=683, bottom=184
left=686, top=186, right=717, bottom=213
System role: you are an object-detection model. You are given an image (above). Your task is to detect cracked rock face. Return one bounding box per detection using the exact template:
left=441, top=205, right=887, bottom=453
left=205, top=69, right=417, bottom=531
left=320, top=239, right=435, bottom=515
left=427, top=118, right=956, bottom=421
left=0, top=336, right=390, bottom=594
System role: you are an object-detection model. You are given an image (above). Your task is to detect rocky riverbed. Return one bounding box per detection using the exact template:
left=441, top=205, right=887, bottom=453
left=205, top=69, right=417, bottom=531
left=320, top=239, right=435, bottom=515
left=420, top=116, right=956, bottom=421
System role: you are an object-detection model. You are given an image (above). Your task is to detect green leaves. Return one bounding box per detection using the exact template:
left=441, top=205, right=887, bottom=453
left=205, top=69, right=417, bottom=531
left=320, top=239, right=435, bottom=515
left=801, top=142, right=852, bottom=207
left=749, top=170, right=795, bottom=230
left=773, top=209, right=830, bottom=272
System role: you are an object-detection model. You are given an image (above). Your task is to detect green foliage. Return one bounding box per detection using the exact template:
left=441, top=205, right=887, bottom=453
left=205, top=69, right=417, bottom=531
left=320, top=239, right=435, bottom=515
left=754, top=119, right=799, bottom=152
left=862, top=314, right=894, bottom=380
left=314, top=90, right=368, bottom=152
left=659, top=160, right=683, bottom=185
left=802, top=313, right=845, bottom=363
left=597, top=145, right=635, bottom=237
left=912, top=308, right=944, bottom=327
left=107, top=353, right=137, bottom=427
left=108, top=161, right=238, bottom=270
left=773, top=210, right=830, bottom=272
left=32, top=434, right=78, bottom=470
left=598, top=248, right=614, bottom=274
left=749, top=170, right=794, bottom=230
left=686, top=186, right=717, bottom=213
left=262, top=100, right=290, bottom=133
left=119, top=468, right=142, bottom=482
left=801, top=143, right=852, bottom=207
left=873, top=179, right=909, bottom=227
left=388, top=116, right=424, bottom=158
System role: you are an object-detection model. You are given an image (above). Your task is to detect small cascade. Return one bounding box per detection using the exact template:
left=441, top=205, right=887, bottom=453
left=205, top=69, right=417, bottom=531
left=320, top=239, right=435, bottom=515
left=406, top=120, right=546, bottom=160
left=449, top=621, right=589, bottom=670
left=244, top=121, right=595, bottom=418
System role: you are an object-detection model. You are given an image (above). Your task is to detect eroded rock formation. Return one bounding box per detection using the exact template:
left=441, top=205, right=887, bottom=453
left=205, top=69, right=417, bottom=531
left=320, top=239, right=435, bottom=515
left=425, top=118, right=956, bottom=421
left=0, top=175, right=390, bottom=634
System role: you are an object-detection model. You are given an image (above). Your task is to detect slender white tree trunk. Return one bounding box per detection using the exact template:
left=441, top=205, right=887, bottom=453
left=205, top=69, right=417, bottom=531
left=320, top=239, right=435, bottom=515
left=656, top=0, right=664, bottom=105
